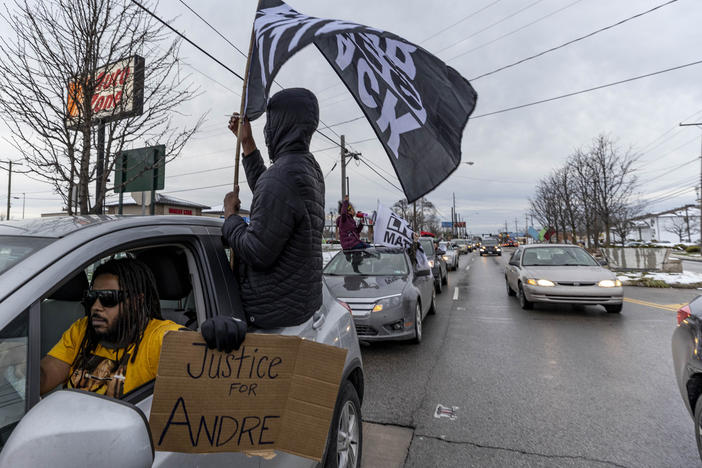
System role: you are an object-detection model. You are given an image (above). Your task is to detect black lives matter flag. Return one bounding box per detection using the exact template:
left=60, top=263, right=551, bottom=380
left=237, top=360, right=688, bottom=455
left=245, top=0, right=478, bottom=203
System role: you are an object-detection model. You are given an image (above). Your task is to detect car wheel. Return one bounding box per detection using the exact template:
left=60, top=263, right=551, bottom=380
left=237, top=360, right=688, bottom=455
left=428, top=289, right=437, bottom=315
left=442, top=269, right=448, bottom=286
left=324, top=380, right=363, bottom=468
left=518, top=283, right=533, bottom=310
left=435, top=277, right=442, bottom=294
left=605, top=304, right=623, bottom=313
left=412, top=302, right=423, bottom=344
left=506, top=277, right=516, bottom=296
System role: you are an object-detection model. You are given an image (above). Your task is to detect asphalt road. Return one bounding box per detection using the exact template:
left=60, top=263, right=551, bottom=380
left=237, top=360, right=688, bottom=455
left=359, top=248, right=702, bottom=467
left=683, top=260, right=702, bottom=274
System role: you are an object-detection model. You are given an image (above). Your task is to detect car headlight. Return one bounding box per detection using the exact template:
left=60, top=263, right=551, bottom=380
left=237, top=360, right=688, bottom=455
left=526, top=278, right=555, bottom=287
left=597, top=279, right=622, bottom=288
left=442, top=255, right=449, bottom=261
left=428, top=259, right=435, bottom=268
left=372, top=294, right=402, bottom=312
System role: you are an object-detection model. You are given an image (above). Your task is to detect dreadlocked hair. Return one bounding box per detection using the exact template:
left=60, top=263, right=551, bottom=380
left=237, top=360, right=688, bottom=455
left=73, top=258, right=162, bottom=369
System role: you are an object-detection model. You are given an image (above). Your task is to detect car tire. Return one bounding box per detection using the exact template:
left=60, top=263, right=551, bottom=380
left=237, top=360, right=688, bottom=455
left=506, top=277, right=516, bottom=296
left=428, top=289, right=437, bottom=315
left=518, top=284, right=533, bottom=310
left=442, top=270, right=448, bottom=286
left=412, top=302, right=423, bottom=344
left=605, top=304, right=623, bottom=313
left=435, top=278, right=442, bottom=294
left=324, top=380, right=363, bottom=468
left=498, top=253, right=502, bottom=256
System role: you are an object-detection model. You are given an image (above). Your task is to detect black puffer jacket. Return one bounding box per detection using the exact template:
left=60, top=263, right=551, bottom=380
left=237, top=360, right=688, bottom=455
left=223, top=88, right=324, bottom=328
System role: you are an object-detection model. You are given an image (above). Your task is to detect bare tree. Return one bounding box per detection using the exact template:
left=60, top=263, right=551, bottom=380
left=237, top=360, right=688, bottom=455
left=611, top=203, right=642, bottom=246
left=588, top=134, right=638, bottom=245
left=0, top=0, right=203, bottom=214
left=665, top=214, right=698, bottom=243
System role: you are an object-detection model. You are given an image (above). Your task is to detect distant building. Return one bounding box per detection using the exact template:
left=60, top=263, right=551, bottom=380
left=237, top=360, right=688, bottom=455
left=611, top=204, right=701, bottom=243
left=105, top=193, right=210, bottom=216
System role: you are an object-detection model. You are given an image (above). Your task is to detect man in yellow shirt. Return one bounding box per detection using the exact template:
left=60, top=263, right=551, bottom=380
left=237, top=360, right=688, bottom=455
left=40, top=258, right=184, bottom=398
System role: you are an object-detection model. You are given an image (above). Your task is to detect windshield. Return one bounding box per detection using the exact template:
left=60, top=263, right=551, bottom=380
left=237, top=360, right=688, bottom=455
left=521, top=247, right=598, bottom=266
left=482, top=239, right=498, bottom=246
left=324, top=250, right=409, bottom=276
left=418, top=238, right=435, bottom=256
left=0, top=236, right=54, bottom=275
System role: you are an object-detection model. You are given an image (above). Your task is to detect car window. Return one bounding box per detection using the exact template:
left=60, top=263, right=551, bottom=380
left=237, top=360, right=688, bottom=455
left=521, top=247, right=598, bottom=266
left=38, top=244, right=204, bottom=401
left=418, top=238, right=435, bottom=256
left=0, top=309, right=29, bottom=449
left=510, top=250, right=522, bottom=264
left=324, top=251, right=409, bottom=276
left=0, top=236, right=54, bottom=275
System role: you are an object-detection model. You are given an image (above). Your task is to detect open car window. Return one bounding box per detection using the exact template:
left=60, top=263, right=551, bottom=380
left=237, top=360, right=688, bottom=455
left=38, top=244, right=204, bottom=403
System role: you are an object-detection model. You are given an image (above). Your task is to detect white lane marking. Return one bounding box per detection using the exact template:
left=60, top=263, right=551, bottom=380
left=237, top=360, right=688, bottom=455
left=453, top=287, right=459, bottom=300
left=465, top=265, right=470, bottom=271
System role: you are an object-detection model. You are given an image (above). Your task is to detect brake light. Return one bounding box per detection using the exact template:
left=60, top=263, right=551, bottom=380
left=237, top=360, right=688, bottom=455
left=337, top=300, right=353, bottom=315
left=677, top=305, right=692, bottom=325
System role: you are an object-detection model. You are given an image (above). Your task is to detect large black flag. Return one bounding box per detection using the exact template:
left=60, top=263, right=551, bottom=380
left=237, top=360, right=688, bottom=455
left=245, top=0, right=477, bottom=203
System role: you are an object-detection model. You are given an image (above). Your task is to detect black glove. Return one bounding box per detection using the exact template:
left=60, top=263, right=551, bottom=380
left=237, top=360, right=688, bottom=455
left=200, top=316, right=247, bottom=353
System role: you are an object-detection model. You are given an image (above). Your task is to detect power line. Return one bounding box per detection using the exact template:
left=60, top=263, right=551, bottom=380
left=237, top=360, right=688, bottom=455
left=448, top=0, right=585, bottom=62
left=177, top=0, right=248, bottom=58
left=434, top=0, right=547, bottom=55
left=419, top=0, right=504, bottom=44
left=468, top=0, right=679, bottom=81
left=130, top=0, right=244, bottom=81
left=472, top=58, right=702, bottom=119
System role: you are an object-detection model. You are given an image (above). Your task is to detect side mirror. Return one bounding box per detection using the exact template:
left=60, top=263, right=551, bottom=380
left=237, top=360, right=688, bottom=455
left=437, top=248, right=446, bottom=255
left=415, top=268, right=431, bottom=277
left=0, top=390, right=153, bottom=467
left=598, top=258, right=608, bottom=266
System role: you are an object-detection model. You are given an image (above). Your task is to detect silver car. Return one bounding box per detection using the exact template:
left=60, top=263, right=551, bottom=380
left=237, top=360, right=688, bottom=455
left=439, top=242, right=459, bottom=271
left=323, top=246, right=436, bottom=344
left=0, top=216, right=363, bottom=468
left=505, top=244, right=623, bottom=313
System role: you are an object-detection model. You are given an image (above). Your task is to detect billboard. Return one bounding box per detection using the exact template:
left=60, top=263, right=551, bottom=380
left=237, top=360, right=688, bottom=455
left=67, top=55, right=144, bottom=126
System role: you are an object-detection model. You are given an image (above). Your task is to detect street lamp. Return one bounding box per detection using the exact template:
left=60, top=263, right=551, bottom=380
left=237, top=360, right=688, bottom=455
left=11, top=193, right=25, bottom=219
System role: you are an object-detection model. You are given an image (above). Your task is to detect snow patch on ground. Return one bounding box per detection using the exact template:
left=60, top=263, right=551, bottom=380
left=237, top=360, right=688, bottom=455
left=617, top=271, right=702, bottom=285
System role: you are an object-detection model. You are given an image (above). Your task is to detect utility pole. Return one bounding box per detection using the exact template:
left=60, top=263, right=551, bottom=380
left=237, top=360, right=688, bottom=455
left=685, top=205, right=692, bottom=242
left=1, top=160, right=23, bottom=220
left=339, top=134, right=360, bottom=201
left=679, top=122, right=702, bottom=248
left=340, top=135, right=346, bottom=200
left=452, top=192, right=456, bottom=238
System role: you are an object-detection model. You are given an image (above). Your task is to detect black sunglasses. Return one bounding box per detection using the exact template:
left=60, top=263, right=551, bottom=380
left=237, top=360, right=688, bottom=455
left=82, top=290, right=127, bottom=308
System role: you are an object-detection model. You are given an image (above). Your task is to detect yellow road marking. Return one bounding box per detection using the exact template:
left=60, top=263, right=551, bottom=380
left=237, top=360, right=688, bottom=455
left=623, top=297, right=678, bottom=312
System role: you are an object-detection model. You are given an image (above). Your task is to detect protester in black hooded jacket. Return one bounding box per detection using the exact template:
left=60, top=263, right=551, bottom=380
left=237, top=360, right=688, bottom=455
left=215, top=88, right=325, bottom=339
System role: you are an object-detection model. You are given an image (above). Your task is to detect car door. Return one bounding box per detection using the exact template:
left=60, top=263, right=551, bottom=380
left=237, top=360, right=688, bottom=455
left=411, top=254, right=432, bottom=314
left=506, top=248, right=523, bottom=291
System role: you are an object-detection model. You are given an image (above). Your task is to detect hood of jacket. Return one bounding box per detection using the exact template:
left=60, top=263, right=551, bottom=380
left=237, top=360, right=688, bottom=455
left=264, top=88, right=319, bottom=162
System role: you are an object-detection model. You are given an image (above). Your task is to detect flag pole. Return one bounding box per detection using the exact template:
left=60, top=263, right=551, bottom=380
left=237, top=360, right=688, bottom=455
left=231, top=2, right=260, bottom=270
left=234, top=5, right=259, bottom=188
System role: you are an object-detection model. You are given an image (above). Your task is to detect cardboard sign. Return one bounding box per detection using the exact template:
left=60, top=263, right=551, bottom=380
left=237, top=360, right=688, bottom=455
left=149, top=332, right=348, bottom=461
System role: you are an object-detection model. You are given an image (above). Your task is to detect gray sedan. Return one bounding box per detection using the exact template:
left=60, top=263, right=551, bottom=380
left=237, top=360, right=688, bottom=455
left=323, top=247, right=436, bottom=344
left=505, top=244, right=623, bottom=313
left=0, top=216, right=364, bottom=468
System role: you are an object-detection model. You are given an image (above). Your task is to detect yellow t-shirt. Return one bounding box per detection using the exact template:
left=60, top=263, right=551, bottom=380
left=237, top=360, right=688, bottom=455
left=48, top=317, right=182, bottom=398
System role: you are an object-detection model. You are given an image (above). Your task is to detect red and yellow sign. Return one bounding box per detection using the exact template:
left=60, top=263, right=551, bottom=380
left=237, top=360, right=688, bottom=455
left=67, top=55, right=144, bottom=126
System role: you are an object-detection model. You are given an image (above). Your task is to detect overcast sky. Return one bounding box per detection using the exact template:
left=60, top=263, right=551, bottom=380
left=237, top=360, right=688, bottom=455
left=2, top=0, right=702, bottom=234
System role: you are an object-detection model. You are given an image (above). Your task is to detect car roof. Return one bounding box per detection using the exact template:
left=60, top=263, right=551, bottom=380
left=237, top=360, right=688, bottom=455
left=0, top=215, right=224, bottom=239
